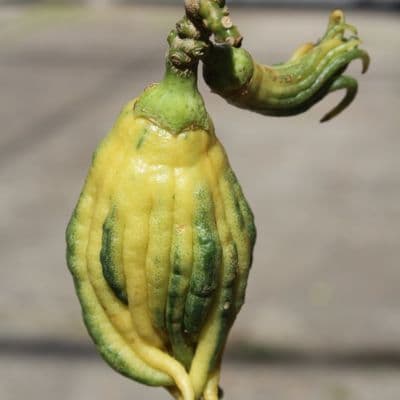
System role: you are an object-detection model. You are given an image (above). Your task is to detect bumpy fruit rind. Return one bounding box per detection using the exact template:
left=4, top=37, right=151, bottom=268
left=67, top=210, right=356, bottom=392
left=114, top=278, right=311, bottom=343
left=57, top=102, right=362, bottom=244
left=66, top=98, right=256, bottom=399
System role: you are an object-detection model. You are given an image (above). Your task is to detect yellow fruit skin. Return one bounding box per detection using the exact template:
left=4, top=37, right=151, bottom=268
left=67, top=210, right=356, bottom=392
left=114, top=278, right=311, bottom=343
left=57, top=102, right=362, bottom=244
left=66, top=98, right=256, bottom=399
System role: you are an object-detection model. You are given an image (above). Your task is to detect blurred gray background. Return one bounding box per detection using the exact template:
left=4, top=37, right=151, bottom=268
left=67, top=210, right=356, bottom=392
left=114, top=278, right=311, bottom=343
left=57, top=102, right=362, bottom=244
left=1, top=1, right=399, bottom=399
left=2, top=0, right=400, bottom=7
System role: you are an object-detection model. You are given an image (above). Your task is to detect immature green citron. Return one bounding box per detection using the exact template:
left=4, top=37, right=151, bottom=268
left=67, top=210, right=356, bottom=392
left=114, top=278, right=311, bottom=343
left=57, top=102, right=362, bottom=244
left=66, top=61, right=256, bottom=400
left=203, top=10, right=370, bottom=122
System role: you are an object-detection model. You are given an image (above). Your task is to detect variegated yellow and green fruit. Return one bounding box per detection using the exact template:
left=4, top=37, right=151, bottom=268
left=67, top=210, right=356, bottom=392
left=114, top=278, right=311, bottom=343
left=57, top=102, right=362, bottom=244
left=66, top=56, right=256, bottom=399
left=66, top=2, right=369, bottom=400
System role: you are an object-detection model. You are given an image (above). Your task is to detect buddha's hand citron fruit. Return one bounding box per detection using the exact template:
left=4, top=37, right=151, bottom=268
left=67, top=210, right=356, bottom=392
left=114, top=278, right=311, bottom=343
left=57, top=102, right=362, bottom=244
left=66, top=61, right=256, bottom=400
left=203, top=10, right=370, bottom=122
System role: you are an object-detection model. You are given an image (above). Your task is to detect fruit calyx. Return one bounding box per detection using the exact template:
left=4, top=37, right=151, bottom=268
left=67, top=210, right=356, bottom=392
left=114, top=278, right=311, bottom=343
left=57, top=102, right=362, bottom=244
left=134, top=60, right=209, bottom=135
left=134, top=1, right=242, bottom=135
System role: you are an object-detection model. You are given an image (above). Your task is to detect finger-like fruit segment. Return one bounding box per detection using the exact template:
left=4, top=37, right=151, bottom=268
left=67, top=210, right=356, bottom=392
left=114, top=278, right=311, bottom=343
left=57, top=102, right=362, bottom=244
left=101, top=208, right=128, bottom=305
left=184, top=187, right=221, bottom=336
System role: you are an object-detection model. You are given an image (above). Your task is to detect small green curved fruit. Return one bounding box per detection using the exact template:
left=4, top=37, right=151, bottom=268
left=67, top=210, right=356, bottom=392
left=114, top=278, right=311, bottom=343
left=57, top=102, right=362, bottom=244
left=203, top=10, right=370, bottom=122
